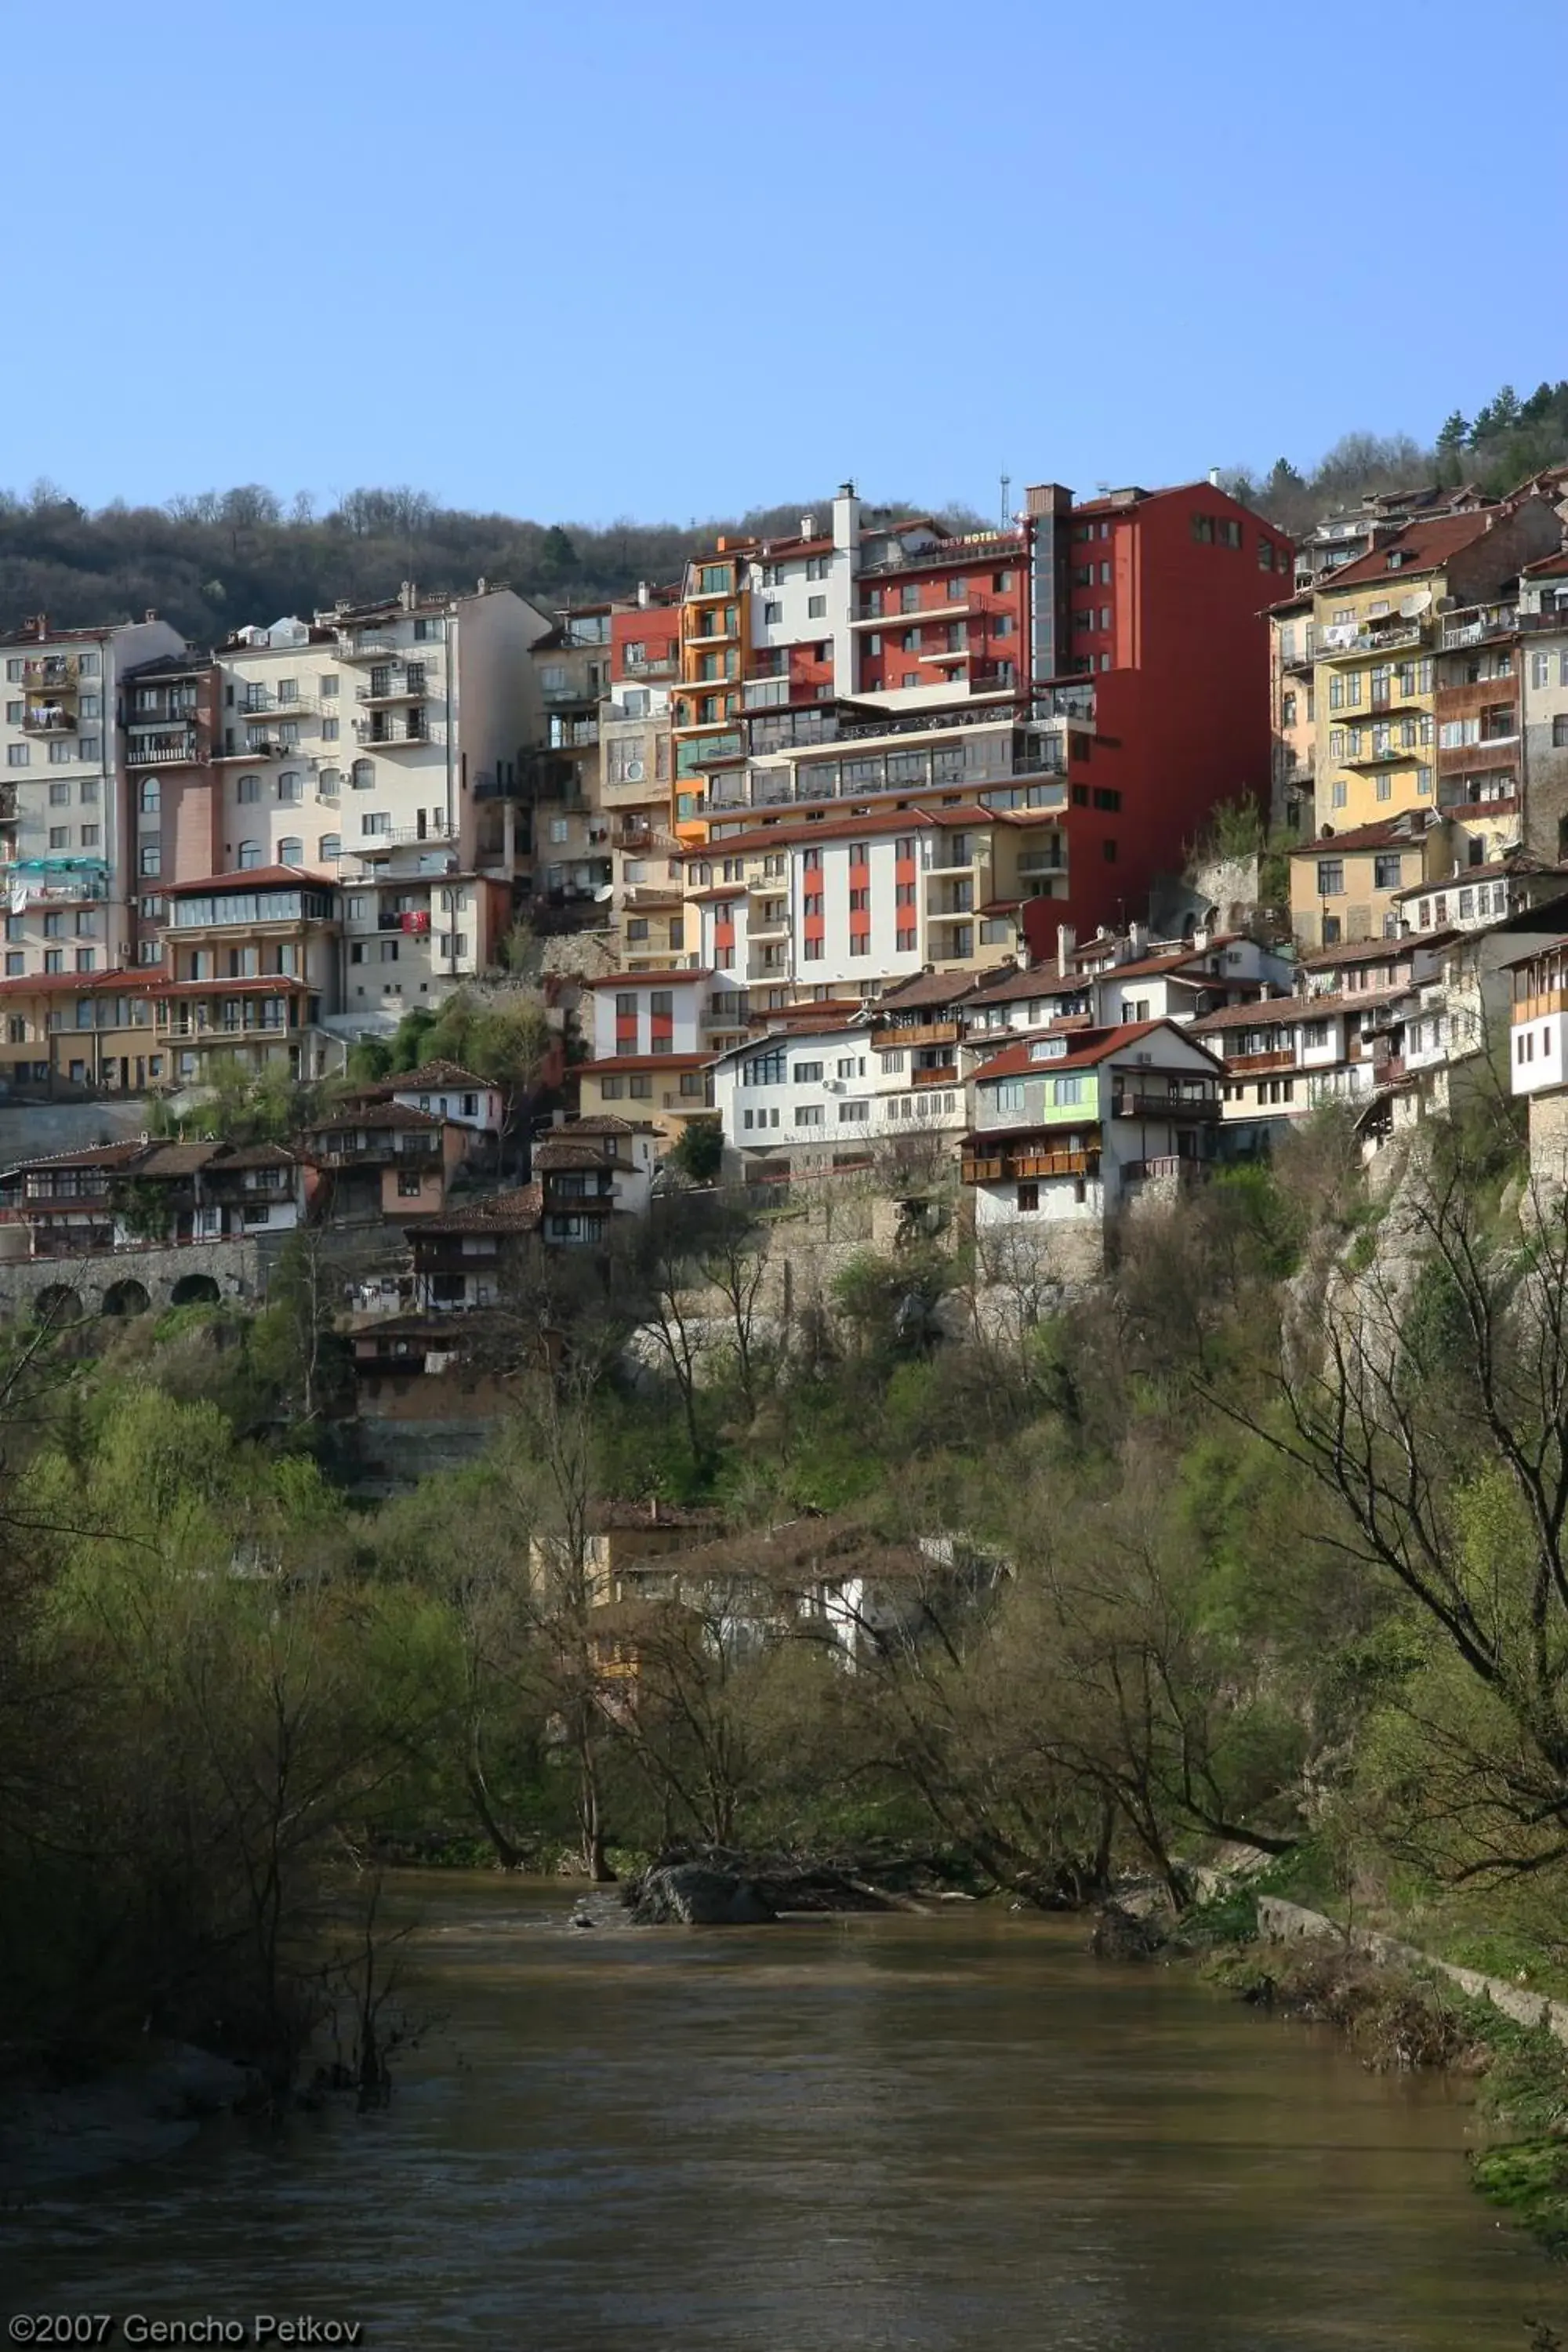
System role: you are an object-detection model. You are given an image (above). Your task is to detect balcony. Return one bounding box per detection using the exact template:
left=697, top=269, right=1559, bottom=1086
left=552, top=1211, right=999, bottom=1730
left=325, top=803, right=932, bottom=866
left=852, top=593, right=985, bottom=630
left=354, top=716, right=430, bottom=748
left=873, top=1018, right=962, bottom=1051
left=125, top=731, right=202, bottom=767
left=239, top=691, right=317, bottom=720
left=1316, top=620, right=1426, bottom=662
left=213, top=735, right=293, bottom=762
left=962, top=1142, right=1098, bottom=1183
left=622, top=655, right=677, bottom=680
left=336, top=633, right=401, bottom=662
left=356, top=676, right=428, bottom=708
left=1110, top=1087, right=1218, bottom=1119
left=21, top=702, right=75, bottom=734
left=1123, top=1156, right=1208, bottom=1185
left=352, top=822, right=455, bottom=853
left=1437, top=734, right=1519, bottom=771
left=1226, top=1047, right=1295, bottom=1075
left=910, top=1062, right=959, bottom=1088
left=23, top=655, right=79, bottom=691
left=1440, top=609, right=1516, bottom=651
left=858, top=533, right=1025, bottom=581
left=542, top=680, right=601, bottom=707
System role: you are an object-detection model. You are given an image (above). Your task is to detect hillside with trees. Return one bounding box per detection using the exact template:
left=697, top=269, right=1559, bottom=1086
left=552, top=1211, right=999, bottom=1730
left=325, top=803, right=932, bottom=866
left=5, top=381, right=1566, bottom=644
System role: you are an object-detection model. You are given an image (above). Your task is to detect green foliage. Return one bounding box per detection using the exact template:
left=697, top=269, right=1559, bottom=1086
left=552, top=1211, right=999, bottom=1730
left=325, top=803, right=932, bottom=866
left=670, top=1117, right=724, bottom=1185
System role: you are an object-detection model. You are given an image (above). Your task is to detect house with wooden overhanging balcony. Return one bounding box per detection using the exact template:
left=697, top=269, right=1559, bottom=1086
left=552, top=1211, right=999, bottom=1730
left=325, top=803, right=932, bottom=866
left=297, top=1101, right=469, bottom=1225
left=532, top=1116, right=655, bottom=1244
left=0, top=1137, right=308, bottom=1256
left=960, top=1019, right=1222, bottom=1271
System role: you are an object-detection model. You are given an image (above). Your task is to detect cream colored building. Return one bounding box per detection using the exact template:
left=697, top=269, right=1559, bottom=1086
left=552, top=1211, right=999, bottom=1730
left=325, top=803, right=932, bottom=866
left=212, top=583, right=551, bottom=1033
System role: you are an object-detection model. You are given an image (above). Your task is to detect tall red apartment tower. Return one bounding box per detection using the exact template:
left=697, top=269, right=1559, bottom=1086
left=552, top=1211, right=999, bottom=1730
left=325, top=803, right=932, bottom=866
left=1018, top=479, right=1290, bottom=958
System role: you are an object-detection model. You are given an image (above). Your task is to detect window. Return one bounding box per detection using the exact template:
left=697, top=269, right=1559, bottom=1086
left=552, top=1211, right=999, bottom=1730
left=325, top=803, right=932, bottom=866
left=380, top=939, right=398, bottom=964
left=837, top=1099, right=869, bottom=1123
left=278, top=771, right=303, bottom=804
left=237, top=773, right=260, bottom=804
left=80, top=823, right=100, bottom=848
left=140, top=843, right=162, bottom=876
left=1554, top=716, right=1568, bottom=750
left=237, top=840, right=260, bottom=869
left=139, top=775, right=161, bottom=814
left=796, top=1103, right=824, bottom=1127
left=48, top=780, right=70, bottom=806
left=1051, top=1076, right=1083, bottom=1105
left=1321, top=914, right=1341, bottom=946
left=43, top=913, right=64, bottom=939
left=43, top=951, right=63, bottom=975
left=3, top=954, right=19, bottom=977
left=351, top=759, right=374, bottom=790
left=993, top=1079, right=1025, bottom=1112
left=318, top=833, right=341, bottom=860
left=793, top=1060, right=823, bottom=1083
left=1016, top=1181, right=1040, bottom=1214
left=48, top=826, right=67, bottom=849
left=1316, top=858, right=1344, bottom=897
left=1373, top=853, right=1403, bottom=891
left=278, top=836, right=303, bottom=866
left=74, top=949, right=95, bottom=973
left=808, top=595, right=826, bottom=619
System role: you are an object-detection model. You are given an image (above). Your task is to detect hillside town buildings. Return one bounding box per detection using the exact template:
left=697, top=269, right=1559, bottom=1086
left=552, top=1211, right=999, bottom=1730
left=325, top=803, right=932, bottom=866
left=5, top=451, right=1568, bottom=1294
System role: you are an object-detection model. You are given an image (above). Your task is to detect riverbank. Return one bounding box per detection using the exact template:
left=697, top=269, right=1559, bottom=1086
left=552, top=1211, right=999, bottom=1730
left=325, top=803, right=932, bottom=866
left=0, top=2042, right=256, bottom=2201
left=1167, top=1882, right=1568, bottom=2256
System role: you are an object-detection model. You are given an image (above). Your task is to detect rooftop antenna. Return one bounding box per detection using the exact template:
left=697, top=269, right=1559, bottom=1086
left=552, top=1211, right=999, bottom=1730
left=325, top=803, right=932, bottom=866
left=1000, top=471, right=1011, bottom=529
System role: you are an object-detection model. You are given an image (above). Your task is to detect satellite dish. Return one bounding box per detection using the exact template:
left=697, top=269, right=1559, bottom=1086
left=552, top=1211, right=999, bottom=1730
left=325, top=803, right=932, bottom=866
left=594, top=884, right=614, bottom=902
left=1399, top=588, right=1432, bottom=616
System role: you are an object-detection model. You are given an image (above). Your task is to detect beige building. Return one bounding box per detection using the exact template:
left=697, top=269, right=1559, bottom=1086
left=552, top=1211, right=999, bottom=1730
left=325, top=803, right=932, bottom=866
left=1288, top=811, right=1448, bottom=949
left=1519, top=550, right=1568, bottom=862
left=212, top=583, right=551, bottom=1033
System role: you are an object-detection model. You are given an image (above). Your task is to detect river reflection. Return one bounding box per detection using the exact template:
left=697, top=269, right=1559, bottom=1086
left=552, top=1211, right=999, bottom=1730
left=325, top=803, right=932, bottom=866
left=4, top=1876, right=1561, bottom=2350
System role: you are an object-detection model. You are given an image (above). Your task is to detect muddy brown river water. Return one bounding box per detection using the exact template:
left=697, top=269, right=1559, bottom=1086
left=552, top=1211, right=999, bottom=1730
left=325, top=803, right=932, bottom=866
left=4, top=1875, right=1563, bottom=2350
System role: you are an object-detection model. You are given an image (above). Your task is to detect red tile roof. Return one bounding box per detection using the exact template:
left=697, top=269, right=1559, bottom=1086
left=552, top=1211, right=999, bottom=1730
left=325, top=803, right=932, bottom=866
left=0, top=971, right=161, bottom=998
left=1288, top=816, right=1434, bottom=856
left=968, top=1019, right=1218, bottom=1083
left=1311, top=510, right=1496, bottom=591
left=1523, top=550, right=1568, bottom=579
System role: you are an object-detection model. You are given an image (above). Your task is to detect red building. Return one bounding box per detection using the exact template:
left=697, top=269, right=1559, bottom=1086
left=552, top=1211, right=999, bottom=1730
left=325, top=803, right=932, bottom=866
left=1018, top=479, right=1290, bottom=958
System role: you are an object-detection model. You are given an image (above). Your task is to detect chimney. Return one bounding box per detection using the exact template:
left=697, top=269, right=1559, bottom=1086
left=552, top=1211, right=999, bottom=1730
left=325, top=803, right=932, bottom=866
left=800, top=514, right=817, bottom=539
left=1127, top=921, right=1147, bottom=956
left=399, top=581, right=416, bottom=612
left=476, top=576, right=487, bottom=594
left=1207, top=467, right=1221, bottom=487
left=833, top=484, right=861, bottom=557
left=1192, top=924, right=1211, bottom=951
left=637, top=580, right=651, bottom=608
left=143, top=608, right=158, bottom=623
left=650, top=1495, right=660, bottom=1525
left=1056, top=922, right=1076, bottom=978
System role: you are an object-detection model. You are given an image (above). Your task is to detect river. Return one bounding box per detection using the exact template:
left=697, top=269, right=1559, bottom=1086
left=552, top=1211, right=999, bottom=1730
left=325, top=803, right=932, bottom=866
left=3, top=1875, right=1559, bottom=2350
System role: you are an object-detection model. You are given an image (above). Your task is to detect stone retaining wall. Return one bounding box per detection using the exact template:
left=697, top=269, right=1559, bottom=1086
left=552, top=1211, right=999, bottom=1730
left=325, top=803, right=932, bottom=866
left=0, top=1235, right=270, bottom=1323
left=1255, top=1894, right=1568, bottom=2045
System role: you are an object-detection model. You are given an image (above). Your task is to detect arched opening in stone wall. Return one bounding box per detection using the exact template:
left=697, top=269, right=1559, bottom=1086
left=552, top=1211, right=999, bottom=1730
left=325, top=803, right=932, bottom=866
left=32, top=1283, right=84, bottom=1327
left=169, top=1273, right=221, bottom=1308
left=102, top=1278, right=152, bottom=1318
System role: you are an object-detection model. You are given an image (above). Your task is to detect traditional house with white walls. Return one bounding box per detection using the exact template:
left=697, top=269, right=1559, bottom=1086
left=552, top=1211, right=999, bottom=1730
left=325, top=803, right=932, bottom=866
left=1506, top=931, right=1568, bottom=1189
left=960, top=1019, right=1223, bottom=1267
left=711, top=1021, right=968, bottom=1178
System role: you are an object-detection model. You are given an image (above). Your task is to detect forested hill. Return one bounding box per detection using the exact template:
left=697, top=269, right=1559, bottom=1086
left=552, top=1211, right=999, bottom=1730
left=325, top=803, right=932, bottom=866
left=4, top=380, right=1566, bottom=641
left=0, top=487, right=872, bottom=644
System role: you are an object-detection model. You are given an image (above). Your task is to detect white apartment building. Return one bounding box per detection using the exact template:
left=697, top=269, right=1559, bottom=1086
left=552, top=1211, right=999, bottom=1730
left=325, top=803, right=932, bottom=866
left=575, top=967, right=740, bottom=1138
left=712, top=1021, right=967, bottom=1172
left=211, top=583, right=550, bottom=1029
left=1519, top=551, right=1568, bottom=864
left=685, top=807, right=1058, bottom=1008
left=1, top=611, right=187, bottom=983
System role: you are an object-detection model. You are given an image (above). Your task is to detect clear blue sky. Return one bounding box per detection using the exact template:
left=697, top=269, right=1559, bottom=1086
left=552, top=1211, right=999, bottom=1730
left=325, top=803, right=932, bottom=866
left=7, top=0, right=1563, bottom=528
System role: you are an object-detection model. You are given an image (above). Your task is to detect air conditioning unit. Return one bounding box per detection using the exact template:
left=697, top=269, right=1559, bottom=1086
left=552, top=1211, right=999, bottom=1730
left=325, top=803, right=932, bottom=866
left=824, top=1079, right=846, bottom=1093
left=624, top=760, right=644, bottom=784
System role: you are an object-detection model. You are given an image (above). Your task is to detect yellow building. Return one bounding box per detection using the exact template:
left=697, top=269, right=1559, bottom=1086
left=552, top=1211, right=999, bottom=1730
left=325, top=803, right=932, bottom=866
left=1287, top=812, right=1448, bottom=949
left=1311, top=501, right=1560, bottom=833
